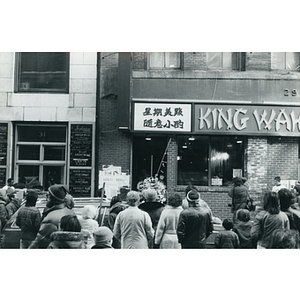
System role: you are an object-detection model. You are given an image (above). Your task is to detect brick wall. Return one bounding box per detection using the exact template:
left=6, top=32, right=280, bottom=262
left=183, top=52, right=206, bottom=70
left=132, top=52, right=146, bottom=70
left=98, top=52, right=132, bottom=176
left=246, top=52, right=271, bottom=71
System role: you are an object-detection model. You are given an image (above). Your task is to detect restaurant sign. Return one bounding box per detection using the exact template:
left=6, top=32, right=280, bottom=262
left=133, top=103, right=191, bottom=132
left=194, top=104, right=300, bottom=136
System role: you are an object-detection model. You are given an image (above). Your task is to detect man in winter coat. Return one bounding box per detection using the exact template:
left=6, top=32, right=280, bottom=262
left=0, top=189, right=8, bottom=232
left=113, top=191, right=154, bottom=249
left=177, top=190, right=213, bottom=249
left=29, top=184, right=75, bottom=249
left=16, top=190, right=42, bottom=249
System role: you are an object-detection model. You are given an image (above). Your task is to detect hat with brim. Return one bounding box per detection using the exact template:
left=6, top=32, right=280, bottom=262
left=187, top=190, right=200, bottom=202
left=48, top=184, right=69, bottom=203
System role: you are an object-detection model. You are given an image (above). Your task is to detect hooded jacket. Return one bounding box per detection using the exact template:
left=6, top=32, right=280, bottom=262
left=47, top=231, right=86, bottom=249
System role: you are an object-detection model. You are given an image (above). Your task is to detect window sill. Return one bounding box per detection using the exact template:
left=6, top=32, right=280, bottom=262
left=175, top=185, right=231, bottom=193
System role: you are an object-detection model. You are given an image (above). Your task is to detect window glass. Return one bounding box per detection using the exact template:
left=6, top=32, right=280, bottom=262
left=177, top=136, right=209, bottom=186
left=18, top=145, right=40, bottom=160
left=207, top=52, right=221, bottom=69
left=271, top=52, right=300, bottom=70
left=207, top=52, right=235, bottom=70
left=149, top=52, right=180, bottom=68
left=44, top=146, right=65, bottom=161
left=17, top=52, right=69, bottom=92
left=177, top=136, right=244, bottom=186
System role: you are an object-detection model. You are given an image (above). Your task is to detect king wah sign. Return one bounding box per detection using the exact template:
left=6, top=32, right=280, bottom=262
left=133, top=103, right=192, bottom=132
left=194, top=104, right=300, bottom=136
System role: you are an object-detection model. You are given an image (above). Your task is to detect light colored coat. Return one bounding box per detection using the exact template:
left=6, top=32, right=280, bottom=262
left=155, top=205, right=183, bottom=249
left=113, top=206, right=154, bottom=249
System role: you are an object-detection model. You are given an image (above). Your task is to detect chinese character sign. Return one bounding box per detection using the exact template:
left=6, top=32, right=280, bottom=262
left=133, top=103, right=192, bottom=132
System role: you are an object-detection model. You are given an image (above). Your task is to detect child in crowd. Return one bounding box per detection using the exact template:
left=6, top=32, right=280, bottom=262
left=214, top=218, right=239, bottom=249
left=78, top=205, right=99, bottom=248
left=92, top=226, right=114, bottom=249
left=232, top=209, right=253, bottom=248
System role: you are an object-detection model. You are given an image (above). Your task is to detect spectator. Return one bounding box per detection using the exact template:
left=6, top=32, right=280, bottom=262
left=232, top=209, right=253, bottom=248
left=291, top=185, right=300, bottom=210
left=78, top=205, right=99, bottom=248
left=0, top=189, right=8, bottom=233
left=29, top=184, right=75, bottom=249
left=268, top=228, right=299, bottom=249
left=6, top=190, right=22, bottom=219
left=272, top=176, right=284, bottom=193
left=177, top=190, right=213, bottom=249
left=214, top=218, right=239, bottom=249
left=2, top=178, right=14, bottom=191
left=250, top=191, right=290, bottom=249
left=278, top=188, right=300, bottom=233
left=228, top=177, right=249, bottom=223
left=103, top=195, right=126, bottom=248
left=16, top=191, right=41, bottom=249
left=92, top=226, right=114, bottom=249
left=47, top=215, right=86, bottom=249
left=155, top=193, right=183, bottom=249
left=139, top=188, right=165, bottom=241
left=113, top=191, right=154, bottom=249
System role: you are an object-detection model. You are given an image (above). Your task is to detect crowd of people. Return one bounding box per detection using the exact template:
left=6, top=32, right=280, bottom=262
left=1, top=175, right=300, bottom=249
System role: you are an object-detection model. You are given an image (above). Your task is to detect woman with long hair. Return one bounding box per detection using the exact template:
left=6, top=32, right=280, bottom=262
left=250, top=191, right=290, bottom=249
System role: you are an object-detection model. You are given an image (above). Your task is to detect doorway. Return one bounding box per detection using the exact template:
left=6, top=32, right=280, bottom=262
left=132, top=136, right=168, bottom=191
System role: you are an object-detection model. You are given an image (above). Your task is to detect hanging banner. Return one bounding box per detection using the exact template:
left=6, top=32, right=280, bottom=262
left=133, top=103, right=191, bottom=132
left=194, top=104, right=300, bottom=136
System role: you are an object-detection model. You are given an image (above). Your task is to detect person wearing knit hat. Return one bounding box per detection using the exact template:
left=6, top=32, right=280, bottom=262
left=177, top=188, right=214, bottom=249
left=29, top=184, right=75, bottom=249
left=92, top=226, right=114, bottom=249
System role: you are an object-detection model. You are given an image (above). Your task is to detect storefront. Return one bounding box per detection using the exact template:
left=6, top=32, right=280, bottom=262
left=131, top=101, right=300, bottom=220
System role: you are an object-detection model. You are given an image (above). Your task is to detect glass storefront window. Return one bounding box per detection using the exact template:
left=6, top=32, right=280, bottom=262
left=177, top=136, right=244, bottom=186
left=18, top=145, right=40, bottom=160
left=44, top=146, right=65, bottom=161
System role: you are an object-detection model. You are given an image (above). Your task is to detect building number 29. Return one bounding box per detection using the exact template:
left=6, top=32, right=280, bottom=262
left=284, top=89, right=297, bottom=96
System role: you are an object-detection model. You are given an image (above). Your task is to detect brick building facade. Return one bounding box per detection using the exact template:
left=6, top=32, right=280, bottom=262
left=99, top=52, right=300, bottom=221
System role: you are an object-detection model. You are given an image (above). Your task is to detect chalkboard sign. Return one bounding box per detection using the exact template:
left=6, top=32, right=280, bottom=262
left=69, top=169, right=91, bottom=197
left=0, top=168, right=6, bottom=187
left=70, top=124, right=93, bottom=167
left=0, top=123, right=8, bottom=166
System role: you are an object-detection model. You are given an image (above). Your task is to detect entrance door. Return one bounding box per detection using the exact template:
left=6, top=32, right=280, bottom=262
left=132, top=136, right=168, bottom=191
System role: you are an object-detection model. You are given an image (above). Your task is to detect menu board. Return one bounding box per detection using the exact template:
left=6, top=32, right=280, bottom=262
left=70, top=124, right=93, bottom=167
left=69, top=169, right=92, bottom=197
left=0, top=123, right=8, bottom=166
left=0, top=168, right=6, bottom=187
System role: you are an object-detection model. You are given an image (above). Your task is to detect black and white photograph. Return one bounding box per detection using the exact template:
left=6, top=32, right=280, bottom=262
left=1, top=2, right=299, bottom=300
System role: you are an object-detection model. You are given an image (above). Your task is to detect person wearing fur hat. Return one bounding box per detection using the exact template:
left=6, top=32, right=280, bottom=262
left=92, top=226, right=114, bottom=249
left=47, top=215, right=86, bottom=249
left=113, top=191, right=154, bottom=249
left=29, top=184, right=75, bottom=249
left=177, top=189, right=214, bottom=249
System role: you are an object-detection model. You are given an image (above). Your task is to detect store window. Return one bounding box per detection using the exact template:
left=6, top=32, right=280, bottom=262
left=15, top=52, right=69, bottom=93
left=149, top=52, right=180, bottom=69
left=15, top=124, right=67, bottom=190
left=206, top=52, right=242, bottom=70
left=177, top=135, right=244, bottom=186
left=271, top=52, right=300, bottom=71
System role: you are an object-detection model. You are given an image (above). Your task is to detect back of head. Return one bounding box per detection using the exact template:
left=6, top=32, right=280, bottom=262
left=60, top=215, right=81, bottom=232
left=185, top=185, right=199, bottom=196
left=48, top=184, right=68, bottom=205
left=269, top=228, right=299, bottom=249
left=81, top=205, right=97, bottom=220
left=222, top=218, right=234, bottom=230
left=186, top=189, right=200, bottom=204
left=0, top=189, right=5, bottom=200
left=142, top=188, right=158, bottom=202
left=236, top=209, right=250, bottom=222
left=93, top=226, right=113, bottom=244
left=233, top=177, right=243, bottom=186
left=25, top=190, right=38, bottom=207
left=274, top=176, right=281, bottom=182
left=126, top=191, right=140, bottom=206
left=278, top=188, right=292, bottom=210
left=167, top=193, right=182, bottom=208
left=263, top=191, right=280, bottom=214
